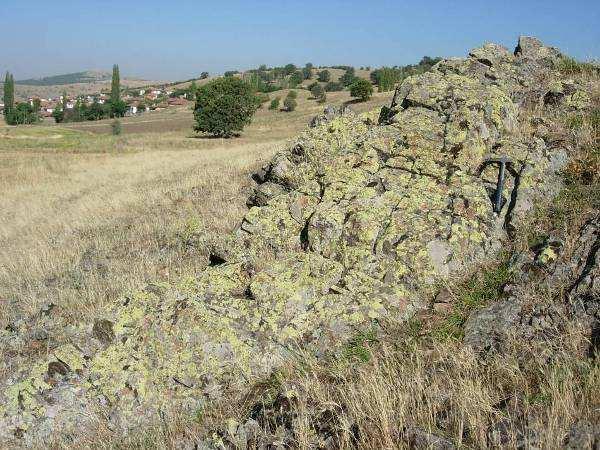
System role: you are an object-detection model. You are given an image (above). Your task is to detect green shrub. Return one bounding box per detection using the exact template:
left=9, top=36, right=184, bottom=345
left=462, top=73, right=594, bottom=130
left=284, top=64, right=297, bottom=75
left=558, top=57, right=600, bottom=76
left=317, top=70, right=331, bottom=82
left=302, top=66, right=312, bottom=80
left=269, top=97, right=280, bottom=110
left=340, top=67, right=358, bottom=87
left=193, top=77, right=260, bottom=137
left=5, top=103, right=38, bottom=125
left=375, top=67, right=401, bottom=92
left=289, top=71, right=303, bottom=87
left=287, top=90, right=298, bottom=99
left=325, top=81, right=343, bottom=92
left=283, top=96, right=297, bottom=112
left=349, top=78, right=373, bottom=102
left=310, top=83, right=325, bottom=100
left=111, top=119, right=122, bottom=136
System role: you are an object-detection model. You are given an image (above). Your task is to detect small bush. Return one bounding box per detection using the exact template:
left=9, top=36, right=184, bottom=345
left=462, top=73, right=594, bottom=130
left=349, top=78, right=373, bottom=102
left=317, top=70, right=331, bottom=82
left=111, top=119, right=122, bottom=135
left=325, top=81, right=343, bottom=92
left=269, top=97, right=280, bottom=110
left=310, top=83, right=325, bottom=101
left=340, top=67, right=358, bottom=87
left=287, top=90, right=298, bottom=99
left=283, top=96, right=297, bottom=112
left=557, top=57, right=600, bottom=76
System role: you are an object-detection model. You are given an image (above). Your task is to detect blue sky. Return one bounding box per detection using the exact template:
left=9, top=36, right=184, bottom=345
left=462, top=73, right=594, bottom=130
left=1, top=0, right=599, bottom=81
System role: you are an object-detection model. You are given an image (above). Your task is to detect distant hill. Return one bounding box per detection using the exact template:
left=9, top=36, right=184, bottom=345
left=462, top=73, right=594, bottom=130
left=16, top=70, right=113, bottom=86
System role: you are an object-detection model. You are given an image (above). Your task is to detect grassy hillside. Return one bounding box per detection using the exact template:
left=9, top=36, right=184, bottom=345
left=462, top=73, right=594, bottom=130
left=16, top=70, right=112, bottom=86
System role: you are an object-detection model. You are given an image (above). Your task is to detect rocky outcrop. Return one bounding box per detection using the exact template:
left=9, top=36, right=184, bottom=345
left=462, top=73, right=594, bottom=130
left=0, top=37, right=592, bottom=446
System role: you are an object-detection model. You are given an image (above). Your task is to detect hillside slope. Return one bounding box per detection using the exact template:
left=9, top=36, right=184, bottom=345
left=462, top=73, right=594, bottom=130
left=16, top=70, right=112, bottom=86
left=0, top=37, right=598, bottom=448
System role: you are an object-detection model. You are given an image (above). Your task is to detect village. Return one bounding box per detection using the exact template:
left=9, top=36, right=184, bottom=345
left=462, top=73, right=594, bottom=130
left=0, top=85, right=192, bottom=122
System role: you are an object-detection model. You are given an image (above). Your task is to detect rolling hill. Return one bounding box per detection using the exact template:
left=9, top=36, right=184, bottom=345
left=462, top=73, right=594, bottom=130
left=16, top=70, right=112, bottom=86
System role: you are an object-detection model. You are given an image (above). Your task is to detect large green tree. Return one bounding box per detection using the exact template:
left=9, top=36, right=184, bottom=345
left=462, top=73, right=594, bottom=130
left=3, top=72, right=15, bottom=123
left=193, top=77, right=260, bottom=137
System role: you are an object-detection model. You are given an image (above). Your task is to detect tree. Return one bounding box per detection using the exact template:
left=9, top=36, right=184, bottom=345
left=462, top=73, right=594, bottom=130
left=317, top=70, right=331, bottom=82
left=52, top=105, right=64, bottom=123
left=302, top=66, right=312, bottom=80
left=62, top=91, right=68, bottom=111
left=3, top=72, right=14, bottom=124
left=9, top=103, right=36, bottom=125
left=188, top=80, right=198, bottom=100
left=325, top=81, right=343, bottom=92
left=200, top=72, right=209, bottom=79
left=109, top=64, right=126, bottom=117
left=340, top=67, right=358, bottom=87
left=86, top=100, right=108, bottom=121
left=111, top=64, right=121, bottom=103
left=32, top=98, right=41, bottom=121
left=349, top=78, right=373, bottom=102
left=193, top=77, right=260, bottom=137
left=284, top=63, right=297, bottom=75
left=269, top=97, right=280, bottom=110
left=375, top=67, right=401, bottom=92
left=289, top=71, right=303, bottom=87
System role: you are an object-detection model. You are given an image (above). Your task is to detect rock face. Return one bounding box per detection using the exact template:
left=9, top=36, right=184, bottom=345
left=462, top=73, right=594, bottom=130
left=0, top=37, right=590, bottom=445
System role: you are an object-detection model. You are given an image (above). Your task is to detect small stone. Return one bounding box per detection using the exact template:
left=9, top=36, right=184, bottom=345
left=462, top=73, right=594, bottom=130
left=30, top=329, right=49, bottom=341
left=92, top=319, right=115, bottom=345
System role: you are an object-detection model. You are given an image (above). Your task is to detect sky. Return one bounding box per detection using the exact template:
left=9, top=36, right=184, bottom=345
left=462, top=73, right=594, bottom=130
left=1, top=0, right=599, bottom=82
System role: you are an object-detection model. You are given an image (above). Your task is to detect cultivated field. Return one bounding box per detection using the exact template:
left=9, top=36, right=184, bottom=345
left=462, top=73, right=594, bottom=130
left=0, top=90, right=392, bottom=337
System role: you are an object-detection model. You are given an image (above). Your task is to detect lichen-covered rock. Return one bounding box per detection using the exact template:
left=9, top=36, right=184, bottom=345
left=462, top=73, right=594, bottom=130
left=0, top=36, right=591, bottom=445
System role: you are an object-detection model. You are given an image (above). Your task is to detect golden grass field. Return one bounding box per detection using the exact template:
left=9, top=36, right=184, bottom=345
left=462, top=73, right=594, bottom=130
left=0, top=89, right=392, bottom=337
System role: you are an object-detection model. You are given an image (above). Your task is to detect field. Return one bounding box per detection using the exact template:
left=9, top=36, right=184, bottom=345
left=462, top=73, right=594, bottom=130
left=0, top=89, right=392, bottom=339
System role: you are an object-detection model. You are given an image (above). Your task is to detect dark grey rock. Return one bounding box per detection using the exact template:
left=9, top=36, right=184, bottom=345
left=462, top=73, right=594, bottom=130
left=463, top=299, right=522, bottom=353
left=405, top=426, right=455, bottom=449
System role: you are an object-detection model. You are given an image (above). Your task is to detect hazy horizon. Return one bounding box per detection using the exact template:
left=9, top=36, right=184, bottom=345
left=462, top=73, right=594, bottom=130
left=1, top=0, right=599, bottom=82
